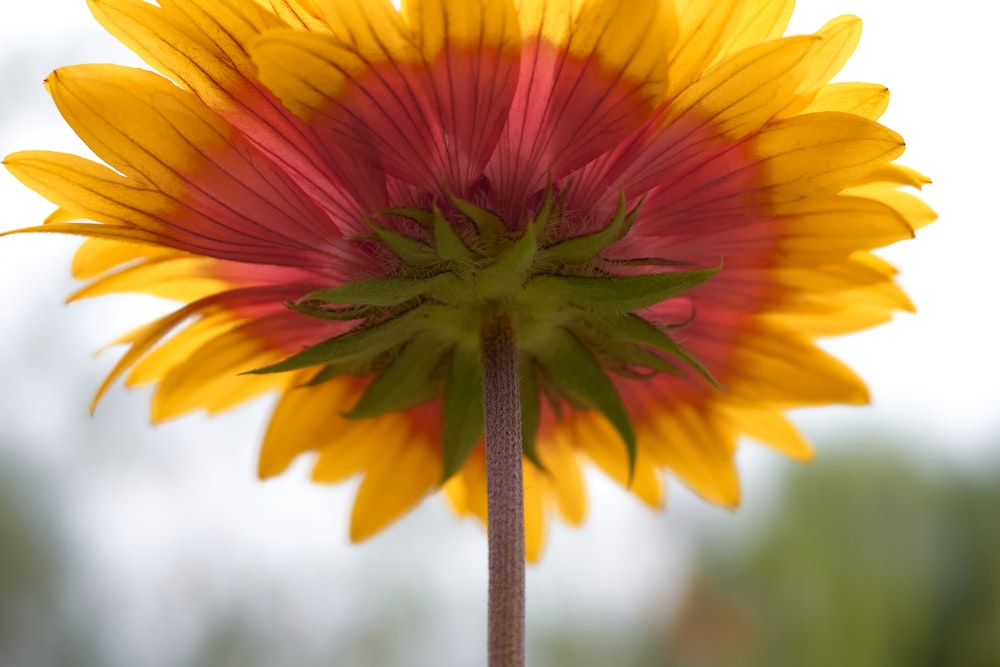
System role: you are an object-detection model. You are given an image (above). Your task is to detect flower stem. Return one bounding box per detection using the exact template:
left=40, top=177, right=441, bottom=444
left=480, top=311, right=526, bottom=667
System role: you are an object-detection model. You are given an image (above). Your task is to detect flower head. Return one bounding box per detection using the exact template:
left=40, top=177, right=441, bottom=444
left=4, top=0, right=934, bottom=559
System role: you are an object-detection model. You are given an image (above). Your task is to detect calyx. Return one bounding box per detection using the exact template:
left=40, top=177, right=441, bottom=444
left=251, top=188, right=719, bottom=481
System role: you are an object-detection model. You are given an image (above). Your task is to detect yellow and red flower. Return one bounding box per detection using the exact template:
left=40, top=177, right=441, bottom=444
left=4, top=0, right=934, bottom=559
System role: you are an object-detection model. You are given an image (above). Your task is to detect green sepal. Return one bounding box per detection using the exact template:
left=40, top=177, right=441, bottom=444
left=246, top=307, right=427, bottom=375
left=530, top=328, right=637, bottom=479
left=440, top=346, right=485, bottom=482
left=432, top=206, right=476, bottom=263
left=301, top=275, right=446, bottom=308
left=422, top=273, right=474, bottom=307
left=537, top=372, right=564, bottom=420
left=600, top=257, right=694, bottom=268
left=476, top=222, right=538, bottom=297
left=540, top=191, right=640, bottom=265
left=367, top=222, right=439, bottom=267
left=575, top=322, right=686, bottom=377
left=530, top=181, right=563, bottom=242
left=528, top=263, right=720, bottom=315
left=518, top=359, right=547, bottom=472
left=286, top=302, right=373, bottom=321
left=604, top=365, right=658, bottom=381
left=304, top=353, right=392, bottom=386
left=345, top=334, right=447, bottom=419
left=447, top=192, right=507, bottom=242
left=588, top=313, right=719, bottom=388
left=378, top=207, right=435, bottom=228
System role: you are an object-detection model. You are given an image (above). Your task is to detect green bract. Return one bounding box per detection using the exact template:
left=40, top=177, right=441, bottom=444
left=250, top=191, right=719, bottom=481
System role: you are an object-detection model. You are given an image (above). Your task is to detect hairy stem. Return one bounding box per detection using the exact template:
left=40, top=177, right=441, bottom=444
left=480, top=311, right=526, bottom=667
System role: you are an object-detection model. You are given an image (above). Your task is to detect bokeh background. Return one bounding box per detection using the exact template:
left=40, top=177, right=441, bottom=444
left=2, top=1, right=997, bottom=665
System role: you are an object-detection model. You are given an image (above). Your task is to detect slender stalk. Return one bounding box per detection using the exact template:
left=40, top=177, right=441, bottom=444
left=480, top=311, right=526, bottom=667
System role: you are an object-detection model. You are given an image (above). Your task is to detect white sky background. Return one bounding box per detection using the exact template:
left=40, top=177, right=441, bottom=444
left=0, top=1, right=997, bottom=664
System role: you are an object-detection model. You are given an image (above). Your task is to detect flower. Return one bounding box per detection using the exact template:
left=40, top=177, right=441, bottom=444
left=4, top=0, right=934, bottom=560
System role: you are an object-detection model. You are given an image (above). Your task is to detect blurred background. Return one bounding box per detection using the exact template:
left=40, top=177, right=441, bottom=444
left=1, top=1, right=997, bottom=665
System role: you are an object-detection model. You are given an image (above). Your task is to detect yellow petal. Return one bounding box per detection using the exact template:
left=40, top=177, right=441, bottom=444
left=856, top=163, right=932, bottom=189
left=41, top=66, right=339, bottom=262
left=254, top=30, right=367, bottom=121
left=4, top=151, right=171, bottom=233
left=261, top=377, right=369, bottom=478
left=47, top=65, right=227, bottom=187
left=312, top=415, right=411, bottom=484
left=523, top=462, right=548, bottom=561
left=6, top=151, right=320, bottom=266
left=716, top=0, right=794, bottom=59
left=151, top=320, right=293, bottom=421
left=667, top=0, right=744, bottom=97
left=126, top=314, right=237, bottom=387
left=716, top=404, right=814, bottom=460
left=72, top=237, right=173, bottom=280
left=567, top=0, right=674, bottom=104
left=642, top=404, right=740, bottom=507
left=843, top=183, right=938, bottom=231
left=403, top=0, right=519, bottom=61
left=800, top=81, right=890, bottom=119
left=312, top=0, right=418, bottom=61
left=797, top=15, right=862, bottom=95
left=443, top=448, right=489, bottom=522
left=349, top=426, right=440, bottom=542
left=727, top=331, right=870, bottom=407
left=537, top=432, right=587, bottom=524
left=0, top=221, right=163, bottom=247
left=49, top=65, right=326, bottom=239
left=69, top=256, right=230, bottom=302
left=89, top=0, right=284, bottom=100
left=43, top=207, right=86, bottom=225
left=89, top=300, right=213, bottom=411
left=776, top=15, right=862, bottom=117
left=667, top=35, right=818, bottom=140
left=770, top=260, right=910, bottom=301
left=514, top=0, right=574, bottom=44
left=558, top=412, right=662, bottom=508
left=91, top=0, right=364, bottom=220
left=753, top=112, right=906, bottom=210
left=774, top=194, right=914, bottom=266
left=261, top=0, right=330, bottom=31
left=760, top=303, right=894, bottom=337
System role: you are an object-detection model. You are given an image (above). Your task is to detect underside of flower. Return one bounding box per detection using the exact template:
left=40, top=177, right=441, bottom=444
left=251, top=188, right=719, bottom=480
left=2, top=0, right=935, bottom=558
